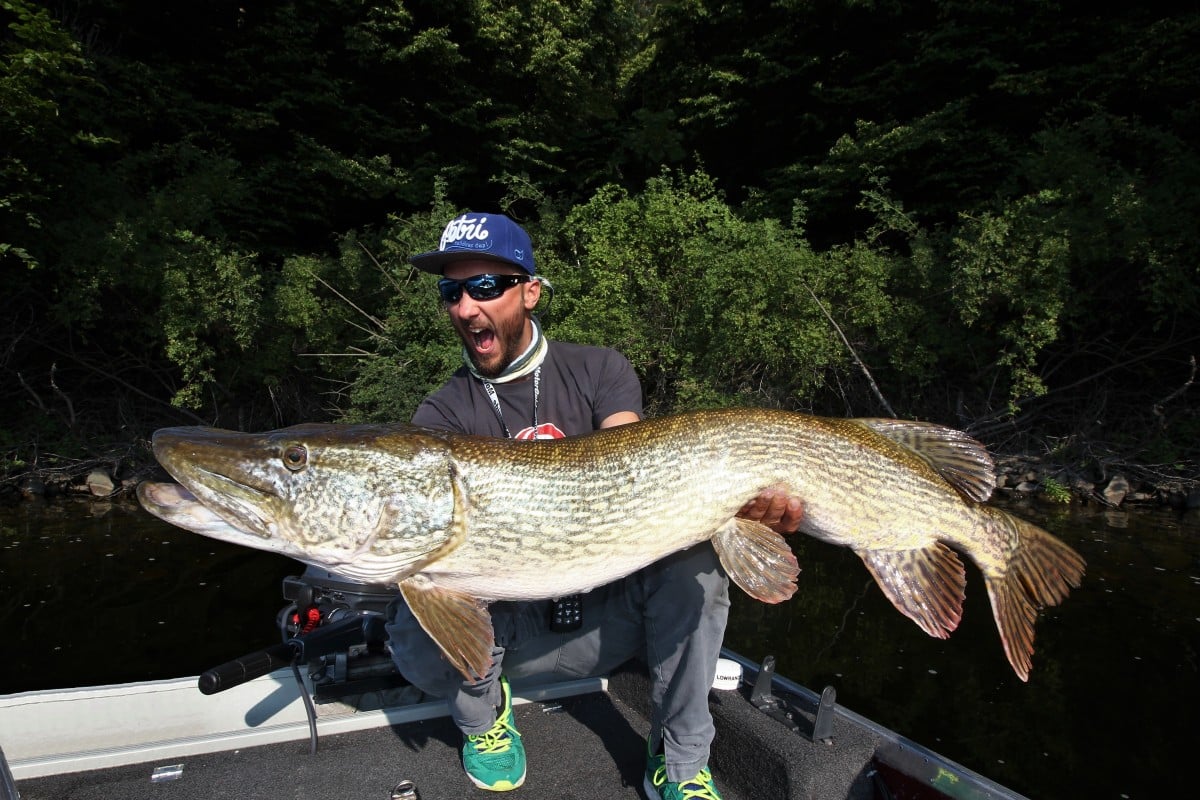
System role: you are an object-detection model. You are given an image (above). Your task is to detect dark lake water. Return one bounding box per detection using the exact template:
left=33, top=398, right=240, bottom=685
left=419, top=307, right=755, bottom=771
left=2, top=494, right=1197, bottom=799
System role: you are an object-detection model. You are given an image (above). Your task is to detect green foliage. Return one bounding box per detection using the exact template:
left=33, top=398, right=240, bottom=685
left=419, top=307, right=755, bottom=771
left=1, top=0, right=111, bottom=271
left=951, top=190, right=1071, bottom=405
left=1040, top=476, right=1072, bottom=505
left=548, top=170, right=909, bottom=414
left=0, top=0, right=1195, bottom=478
left=947, top=102, right=1200, bottom=409
left=340, top=170, right=934, bottom=420
left=312, top=200, right=467, bottom=423
left=158, top=232, right=263, bottom=408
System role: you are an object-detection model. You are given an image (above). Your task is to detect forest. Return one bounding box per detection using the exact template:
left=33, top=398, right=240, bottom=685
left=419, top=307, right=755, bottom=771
left=2, top=0, right=1197, bottom=501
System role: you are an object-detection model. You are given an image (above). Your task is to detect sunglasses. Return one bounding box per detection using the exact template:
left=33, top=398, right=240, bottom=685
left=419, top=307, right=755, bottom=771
left=437, top=273, right=532, bottom=304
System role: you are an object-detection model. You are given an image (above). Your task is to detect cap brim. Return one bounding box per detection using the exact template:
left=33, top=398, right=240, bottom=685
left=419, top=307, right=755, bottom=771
left=408, top=250, right=533, bottom=275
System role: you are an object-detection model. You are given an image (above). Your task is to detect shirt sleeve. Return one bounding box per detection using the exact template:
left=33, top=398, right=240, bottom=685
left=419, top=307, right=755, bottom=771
left=410, top=372, right=478, bottom=434
left=591, top=348, right=643, bottom=424
left=411, top=398, right=456, bottom=431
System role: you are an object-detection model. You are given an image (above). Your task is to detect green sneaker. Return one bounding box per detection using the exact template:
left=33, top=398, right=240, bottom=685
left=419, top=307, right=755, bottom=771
left=462, top=675, right=526, bottom=792
left=643, top=741, right=723, bottom=800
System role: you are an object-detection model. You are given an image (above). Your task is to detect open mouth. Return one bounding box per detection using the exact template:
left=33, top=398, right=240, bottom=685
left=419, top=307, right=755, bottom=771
left=470, top=327, right=496, bottom=355
left=138, top=481, right=248, bottom=536
left=138, top=478, right=274, bottom=543
left=187, top=468, right=274, bottom=532
left=139, top=480, right=202, bottom=510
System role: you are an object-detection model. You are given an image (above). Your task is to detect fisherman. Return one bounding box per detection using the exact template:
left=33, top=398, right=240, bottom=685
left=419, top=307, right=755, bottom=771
left=386, top=212, right=804, bottom=798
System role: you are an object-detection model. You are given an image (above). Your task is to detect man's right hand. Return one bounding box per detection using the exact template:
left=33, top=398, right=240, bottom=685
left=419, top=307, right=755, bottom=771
left=738, top=487, right=804, bottom=534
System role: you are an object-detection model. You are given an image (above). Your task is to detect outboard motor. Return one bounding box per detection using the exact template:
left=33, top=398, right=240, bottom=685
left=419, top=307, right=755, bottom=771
left=278, top=569, right=408, bottom=701
left=198, top=569, right=410, bottom=704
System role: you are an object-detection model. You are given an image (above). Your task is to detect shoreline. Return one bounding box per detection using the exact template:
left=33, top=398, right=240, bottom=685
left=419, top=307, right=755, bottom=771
left=4, top=446, right=1198, bottom=513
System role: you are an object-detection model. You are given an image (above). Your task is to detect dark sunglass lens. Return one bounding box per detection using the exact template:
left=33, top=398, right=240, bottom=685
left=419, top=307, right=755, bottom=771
left=438, top=274, right=525, bottom=303
left=437, top=279, right=463, bottom=303
left=464, top=275, right=506, bottom=301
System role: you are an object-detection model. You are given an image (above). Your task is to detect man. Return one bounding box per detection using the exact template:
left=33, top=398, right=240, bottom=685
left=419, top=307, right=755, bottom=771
left=386, top=212, right=802, bottom=799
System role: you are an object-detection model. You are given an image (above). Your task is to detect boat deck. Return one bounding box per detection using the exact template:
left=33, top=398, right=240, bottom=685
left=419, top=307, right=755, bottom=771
left=6, top=654, right=1023, bottom=800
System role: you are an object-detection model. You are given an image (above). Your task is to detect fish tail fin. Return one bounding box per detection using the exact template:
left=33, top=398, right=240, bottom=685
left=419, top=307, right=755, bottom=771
left=982, top=509, right=1086, bottom=681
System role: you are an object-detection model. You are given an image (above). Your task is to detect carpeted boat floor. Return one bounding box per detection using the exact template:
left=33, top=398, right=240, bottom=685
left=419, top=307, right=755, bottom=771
left=10, top=662, right=903, bottom=800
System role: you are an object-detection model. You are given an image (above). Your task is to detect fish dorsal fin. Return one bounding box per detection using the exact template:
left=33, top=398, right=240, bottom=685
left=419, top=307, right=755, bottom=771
left=857, top=418, right=995, bottom=502
left=399, top=574, right=495, bottom=681
left=711, top=518, right=799, bottom=604
left=858, top=544, right=967, bottom=639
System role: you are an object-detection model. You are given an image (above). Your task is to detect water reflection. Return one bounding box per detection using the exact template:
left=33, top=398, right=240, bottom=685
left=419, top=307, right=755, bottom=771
left=1, top=497, right=298, bottom=689
left=725, top=497, right=1200, bottom=800
left=1, top=496, right=1196, bottom=799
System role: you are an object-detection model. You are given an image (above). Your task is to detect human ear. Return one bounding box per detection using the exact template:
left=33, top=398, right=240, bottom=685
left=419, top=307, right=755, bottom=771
left=522, top=277, right=542, bottom=310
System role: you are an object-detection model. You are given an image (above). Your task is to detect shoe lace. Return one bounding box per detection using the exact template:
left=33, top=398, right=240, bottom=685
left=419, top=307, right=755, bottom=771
left=467, top=714, right=518, bottom=755
left=650, top=764, right=722, bottom=800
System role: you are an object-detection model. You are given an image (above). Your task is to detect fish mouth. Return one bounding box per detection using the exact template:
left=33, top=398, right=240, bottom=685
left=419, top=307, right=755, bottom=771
left=138, top=422, right=456, bottom=585
left=137, top=479, right=405, bottom=581
left=138, top=481, right=213, bottom=520
left=148, top=427, right=281, bottom=539
left=137, top=480, right=285, bottom=552
left=188, top=465, right=275, bottom=536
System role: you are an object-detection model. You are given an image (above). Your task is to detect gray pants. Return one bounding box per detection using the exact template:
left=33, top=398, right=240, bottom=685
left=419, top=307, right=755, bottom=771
left=385, top=543, right=730, bottom=782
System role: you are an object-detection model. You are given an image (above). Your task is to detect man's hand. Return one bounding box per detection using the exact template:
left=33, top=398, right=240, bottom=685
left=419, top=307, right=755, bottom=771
left=738, top=486, right=804, bottom=534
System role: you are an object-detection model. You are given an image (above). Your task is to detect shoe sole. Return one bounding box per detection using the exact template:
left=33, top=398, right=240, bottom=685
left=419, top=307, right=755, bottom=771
left=467, top=770, right=527, bottom=792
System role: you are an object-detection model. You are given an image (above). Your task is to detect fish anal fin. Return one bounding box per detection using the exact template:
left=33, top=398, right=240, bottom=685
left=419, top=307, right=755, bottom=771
left=857, top=418, right=996, bottom=503
left=399, top=575, right=494, bottom=681
left=859, top=544, right=966, bottom=639
left=712, top=518, right=799, bottom=604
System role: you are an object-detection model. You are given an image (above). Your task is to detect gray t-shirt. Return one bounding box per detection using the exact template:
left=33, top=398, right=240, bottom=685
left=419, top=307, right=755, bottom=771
left=410, top=339, right=643, bottom=647
left=412, top=340, right=643, bottom=438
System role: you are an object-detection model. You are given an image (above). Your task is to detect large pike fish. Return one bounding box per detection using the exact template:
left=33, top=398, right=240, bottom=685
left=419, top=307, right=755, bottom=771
left=137, top=408, right=1084, bottom=682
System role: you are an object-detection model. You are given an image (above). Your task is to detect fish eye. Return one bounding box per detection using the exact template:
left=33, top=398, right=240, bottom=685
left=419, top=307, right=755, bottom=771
left=282, top=445, right=308, bottom=471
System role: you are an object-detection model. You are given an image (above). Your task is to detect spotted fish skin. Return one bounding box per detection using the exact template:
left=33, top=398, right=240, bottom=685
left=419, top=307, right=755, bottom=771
left=137, top=408, right=1085, bottom=682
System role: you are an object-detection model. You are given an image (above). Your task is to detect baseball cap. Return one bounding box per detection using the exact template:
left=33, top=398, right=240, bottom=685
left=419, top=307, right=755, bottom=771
left=409, top=213, right=536, bottom=275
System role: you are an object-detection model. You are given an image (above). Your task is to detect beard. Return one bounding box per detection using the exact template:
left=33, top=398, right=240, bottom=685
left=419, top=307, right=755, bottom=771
left=456, top=306, right=529, bottom=379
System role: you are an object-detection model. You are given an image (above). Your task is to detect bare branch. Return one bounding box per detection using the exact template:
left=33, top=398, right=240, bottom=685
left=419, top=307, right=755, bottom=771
left=357, top=241, right=406, bottom=294
left=298, top=352, right=377, bottom=358
left=802, top=282, right=897, bottom=417
left=16, top=371, right=49, bottom=412
left=32, top=338, right=208, bottom=425
left=967, top=334, right=1200, bottom=432
left=49, top=362, right=77, bottom=427
left=1153, top=354, right=1195, bottom=419
left=306, top=268, right=387, bottom=333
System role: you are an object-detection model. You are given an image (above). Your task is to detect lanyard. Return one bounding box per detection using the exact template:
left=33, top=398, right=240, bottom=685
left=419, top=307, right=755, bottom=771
left=481, top=366, right=541, bottom=439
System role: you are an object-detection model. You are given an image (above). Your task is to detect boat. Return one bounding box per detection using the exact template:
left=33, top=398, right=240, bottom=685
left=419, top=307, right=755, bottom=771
left=1, top=572, right=1027, bottom=800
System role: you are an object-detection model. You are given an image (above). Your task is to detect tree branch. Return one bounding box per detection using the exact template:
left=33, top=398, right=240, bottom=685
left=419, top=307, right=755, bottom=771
left=802, top=282, right=897, bottom=417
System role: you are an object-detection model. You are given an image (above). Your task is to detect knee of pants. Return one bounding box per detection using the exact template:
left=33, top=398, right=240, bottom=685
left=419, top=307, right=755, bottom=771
left=642, top=543, right=730, bottom=612
left=385, top=598, right=471, bottom=697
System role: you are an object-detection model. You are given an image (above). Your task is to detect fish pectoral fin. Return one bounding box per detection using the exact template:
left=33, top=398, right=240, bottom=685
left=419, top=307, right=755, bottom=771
left=856, top=418, right=996, bottom=503
left=859, top=544, right=966, bottom=639
left=712, top=518, right=799, bottom=604
left=398, top=575, right=494, bottom=681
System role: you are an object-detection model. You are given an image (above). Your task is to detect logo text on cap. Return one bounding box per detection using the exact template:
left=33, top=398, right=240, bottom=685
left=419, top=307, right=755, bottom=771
left=440, top=214, right=490, bottom=251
